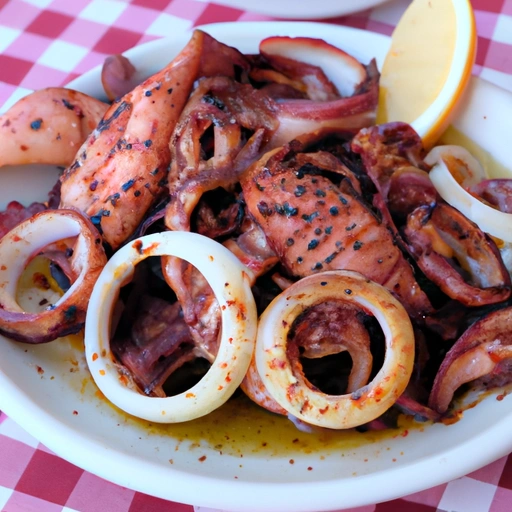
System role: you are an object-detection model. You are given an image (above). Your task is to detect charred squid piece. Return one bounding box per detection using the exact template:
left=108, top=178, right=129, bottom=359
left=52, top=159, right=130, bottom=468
left=256, top=36, right=366, bottom=101
left=350, top=121, right=428, bottom=201
left=257, top=37, right=380, bottom=148
left=194, top=195, right=244, bottom=240
left=387, top=166, right=437, bottom=222
left=240, top=143, right=432, bottom=319
left=469, top=179, right=512, bottom=213
left=0, top=201, right=48, bottom=239
left=60, top=30, right=250, bottom=250
left=0, top=88, right=108, bottom=169
left=112, top=296, right=196, bottom=397
left=0, top=209, right=107, bottom=343
left=164, top=75, right=276, bottom=232
left=404, top=202, right=511, bottom=307
left=101, top=54, right=138, bottom=101
left=85, top=231, right=257, bottom=423
left=223, top=217, right=280, bottom=281
left=429, top=306, right=512, bottom=414
left=351, top=122, right=437, bottom=231
left=101, top=31, right=249, bottom=103
left=394, top=394, right=441, bottom=422
left=254, top=270, right=414, bottom=429
left=161, top=256, right=222, bottom=362
left=287, top=300, right=374, bottom=393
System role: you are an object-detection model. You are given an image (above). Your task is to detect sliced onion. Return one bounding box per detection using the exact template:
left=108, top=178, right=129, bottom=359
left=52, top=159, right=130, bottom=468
left=85, top=231, right=257, bottom=423
left=0, top=209, right=106, bottom=343
left=429, top=158, right=512, bottom=243
left=255, top=270, right=414, bottom=429
left=425, top=145, right=487, bottom=187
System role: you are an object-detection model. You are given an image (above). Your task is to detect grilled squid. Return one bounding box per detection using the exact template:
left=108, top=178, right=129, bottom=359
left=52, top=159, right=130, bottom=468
left=429, top=306, right=512, bottom=414
left=404, top=202, right=511, bottom=306
left=0, top=209, right=107, bottom=343
left=0, top=88, right=108, bottom=168
left=258, top=36, right=380, bottom=147
left=85, top=231, right=257, bottom=423
left=255, top=270, right=414, bottom=429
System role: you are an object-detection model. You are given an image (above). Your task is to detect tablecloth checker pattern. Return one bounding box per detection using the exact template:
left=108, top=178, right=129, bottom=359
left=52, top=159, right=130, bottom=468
left=2, top=408, right=512, bottom=512
left=2, top=0, right=512, bottom=511
left=1, top=0, right=512, bottom=111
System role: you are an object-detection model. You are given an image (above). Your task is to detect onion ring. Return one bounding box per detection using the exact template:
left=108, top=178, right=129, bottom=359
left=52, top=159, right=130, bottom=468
left=0, top=209, right=106, bottom=343
left=425, top=145, right=487, bottom=187
left=255, top=270, right=414, bottom=429
left=429, top=149, right=512, bottom=242
left=85, top=231, right=257, bottom=423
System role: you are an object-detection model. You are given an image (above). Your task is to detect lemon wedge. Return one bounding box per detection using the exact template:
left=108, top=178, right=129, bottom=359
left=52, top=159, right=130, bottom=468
left=376, top=0, right=476, bottom=148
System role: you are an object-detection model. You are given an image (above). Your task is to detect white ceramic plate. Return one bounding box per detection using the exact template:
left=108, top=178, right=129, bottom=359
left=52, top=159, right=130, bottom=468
left=1, top=21, right=512, bottom=512
left=195, top=0, right=390, bottom=19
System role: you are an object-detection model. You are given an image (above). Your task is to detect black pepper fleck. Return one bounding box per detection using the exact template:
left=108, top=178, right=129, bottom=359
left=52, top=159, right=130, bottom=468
left=257, top=201, right=273, bottom=218
left=122, top=179, right=135, bottom=192
left=353, top=240, right=363, bottom=251
left=294, top=185, right=306, bottom=197
left=90, top=215, right=103, bottom=233
left=302, top=211, right=319, bottom=223
left=64, top=305, right=77, bottom=322
left=324, top=252, right=337, bottom=264
left=329, top=206, right=339, bottom=216
left=108, top=192, right=121, bottom=206
left=308, top=239, right=319, bottom=250
left=30, top=118, right=42, bottom=130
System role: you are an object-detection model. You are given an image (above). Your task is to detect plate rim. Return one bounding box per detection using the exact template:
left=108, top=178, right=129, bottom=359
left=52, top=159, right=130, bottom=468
left=194, top=0, right=391, bottom=20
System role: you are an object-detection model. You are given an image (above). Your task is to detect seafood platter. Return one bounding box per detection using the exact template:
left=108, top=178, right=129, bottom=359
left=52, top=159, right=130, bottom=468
left=0, top=17, right=511, bottom=512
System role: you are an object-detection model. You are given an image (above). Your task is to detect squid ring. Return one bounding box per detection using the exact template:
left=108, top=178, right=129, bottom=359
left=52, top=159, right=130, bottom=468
left=85, top=231, right=257, bottom=423
left=255, top=270, right=414, bottom=429
left=0, top=209, right=106, bottom=343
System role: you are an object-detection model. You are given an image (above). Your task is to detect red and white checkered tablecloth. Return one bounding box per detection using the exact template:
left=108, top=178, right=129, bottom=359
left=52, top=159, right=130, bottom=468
left=1, top=0, right=512, bottom=511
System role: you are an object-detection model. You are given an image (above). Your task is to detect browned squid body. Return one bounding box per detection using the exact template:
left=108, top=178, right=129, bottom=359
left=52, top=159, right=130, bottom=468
left=59, top=30, right=249, bottom=250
